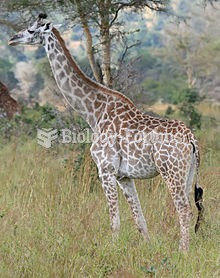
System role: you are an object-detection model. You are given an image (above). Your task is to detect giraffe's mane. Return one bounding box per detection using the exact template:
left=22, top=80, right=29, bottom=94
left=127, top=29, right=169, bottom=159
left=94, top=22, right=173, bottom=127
left=52, top=28, right=135, bottom=107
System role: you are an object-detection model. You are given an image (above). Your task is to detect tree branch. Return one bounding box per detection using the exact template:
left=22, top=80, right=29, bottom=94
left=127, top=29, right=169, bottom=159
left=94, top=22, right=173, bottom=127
left=114, top=41, right=141, bottom=81
left=75, top=0, right=103, bottom=83
left=0, top=18, right=20, bottom=31
left=110, top=0, right=168, bottom=27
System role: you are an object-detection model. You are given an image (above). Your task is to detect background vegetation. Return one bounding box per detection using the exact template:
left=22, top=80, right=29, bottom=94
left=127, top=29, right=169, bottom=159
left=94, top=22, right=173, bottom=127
left=0, top=103, right=219, bottom=277
left=0, top=0, right=219, bottom=277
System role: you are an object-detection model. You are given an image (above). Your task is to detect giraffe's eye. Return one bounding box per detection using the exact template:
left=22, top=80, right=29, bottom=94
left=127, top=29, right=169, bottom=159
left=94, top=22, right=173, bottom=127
left=28, top=30, right=35, bottom=34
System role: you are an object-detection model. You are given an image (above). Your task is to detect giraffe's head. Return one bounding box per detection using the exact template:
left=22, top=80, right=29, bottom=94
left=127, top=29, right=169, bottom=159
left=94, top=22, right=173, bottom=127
left=8, top=14, right=52, bottom=46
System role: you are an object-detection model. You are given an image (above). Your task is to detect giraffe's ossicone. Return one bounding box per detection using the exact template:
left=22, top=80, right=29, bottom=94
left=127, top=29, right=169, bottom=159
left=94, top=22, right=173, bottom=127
left=8, top=14, right=204, bottom=251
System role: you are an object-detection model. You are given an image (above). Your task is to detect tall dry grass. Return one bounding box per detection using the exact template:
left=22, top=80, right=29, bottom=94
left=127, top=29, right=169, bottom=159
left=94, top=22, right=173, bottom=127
left=0, top=109, right=219, bottom=277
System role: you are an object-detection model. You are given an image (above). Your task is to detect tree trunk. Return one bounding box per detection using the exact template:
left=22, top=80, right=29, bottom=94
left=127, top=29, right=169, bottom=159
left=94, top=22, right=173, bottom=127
left=186, top=66, right=196, bottom=89
left=101, top=31, right=111, bottom=87
left=75, top=0, right=102, bottom=83
left=99, top=0, right=112, bottom=87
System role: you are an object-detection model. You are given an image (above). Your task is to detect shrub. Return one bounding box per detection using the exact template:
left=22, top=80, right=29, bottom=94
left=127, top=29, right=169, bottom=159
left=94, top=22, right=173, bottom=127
left=180, top=103, right=201, bottom=129
left=0, top=104, right=85, bottom=141
left=177, top=88, right=202, bottom=130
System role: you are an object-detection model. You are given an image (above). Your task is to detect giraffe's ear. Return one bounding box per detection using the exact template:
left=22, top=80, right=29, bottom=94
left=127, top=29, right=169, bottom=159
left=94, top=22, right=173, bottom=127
left=37, top=13, right=47, bottom=24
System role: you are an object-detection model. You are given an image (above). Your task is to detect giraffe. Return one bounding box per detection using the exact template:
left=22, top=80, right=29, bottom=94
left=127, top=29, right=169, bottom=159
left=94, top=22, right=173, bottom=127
left=8, top=14, right=204, bottom=251
left=0, top=81, right=21, bottom=119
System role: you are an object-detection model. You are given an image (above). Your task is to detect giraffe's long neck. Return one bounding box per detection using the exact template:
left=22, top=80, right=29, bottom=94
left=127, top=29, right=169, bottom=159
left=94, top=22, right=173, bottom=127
left=43, top=28, right=99, bottom=129
left=43, top=28, right=135, bottom=131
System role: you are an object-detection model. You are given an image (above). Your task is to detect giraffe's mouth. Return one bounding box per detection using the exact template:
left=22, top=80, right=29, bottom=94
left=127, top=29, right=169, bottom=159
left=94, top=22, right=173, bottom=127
left=8, top=40, right=19, bottom=46
left=8, top=33, right=24, bottom=46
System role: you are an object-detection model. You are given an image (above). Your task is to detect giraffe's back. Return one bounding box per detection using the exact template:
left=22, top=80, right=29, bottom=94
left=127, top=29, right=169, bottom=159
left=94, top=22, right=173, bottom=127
left=98, top=102, right=196, bottom=180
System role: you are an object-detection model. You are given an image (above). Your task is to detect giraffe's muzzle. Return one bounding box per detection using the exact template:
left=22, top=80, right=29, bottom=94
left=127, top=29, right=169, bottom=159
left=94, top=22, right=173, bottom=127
left=8, top=33, right=24, bottom=46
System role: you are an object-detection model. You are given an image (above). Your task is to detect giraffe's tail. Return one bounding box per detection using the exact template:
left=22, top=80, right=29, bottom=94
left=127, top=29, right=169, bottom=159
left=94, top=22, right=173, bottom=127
left=192, top=141, right=204, bottom=233
left=194, top=183, right=204, bottom=232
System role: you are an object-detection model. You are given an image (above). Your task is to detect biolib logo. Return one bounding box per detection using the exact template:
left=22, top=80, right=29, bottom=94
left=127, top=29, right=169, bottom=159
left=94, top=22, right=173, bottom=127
left=37, top=128, right=92, bottom=148
left=37, top=128, right=58, bottom=148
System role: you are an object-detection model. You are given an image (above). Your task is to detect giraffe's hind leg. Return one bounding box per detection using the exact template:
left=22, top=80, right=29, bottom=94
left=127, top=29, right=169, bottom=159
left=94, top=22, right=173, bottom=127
left=161, top=173, right=192, bottom=251
left=117, top=178, right=150, bottom=241
left=154, top=148, right=193, bottom=251
left=170, top=182, right=192, bottom=251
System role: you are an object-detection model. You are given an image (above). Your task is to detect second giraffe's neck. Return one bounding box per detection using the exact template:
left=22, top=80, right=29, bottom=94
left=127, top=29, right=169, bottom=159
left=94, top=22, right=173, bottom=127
left=43, top=28, right=135, bottom=131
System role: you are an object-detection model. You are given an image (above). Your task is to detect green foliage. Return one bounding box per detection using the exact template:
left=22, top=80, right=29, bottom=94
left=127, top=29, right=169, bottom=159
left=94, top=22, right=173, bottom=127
left=177, top=88, right=202, bottom=129
left=163, top=88, right=202, bottom=130
left=0, top=104, right=80, bottom=140
left=172, top=88, right=202, bottom=104
left=142, top=76, right=186, bottom=104
left=21, top=104, right=57, bottom=125
left=180, top=103, right=202, bottom=129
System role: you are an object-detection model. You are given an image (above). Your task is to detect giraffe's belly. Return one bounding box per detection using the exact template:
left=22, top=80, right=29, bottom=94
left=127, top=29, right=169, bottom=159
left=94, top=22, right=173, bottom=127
left=117, top=146, right=159, bottom=179
left=118, top=162, right=159, bottom=179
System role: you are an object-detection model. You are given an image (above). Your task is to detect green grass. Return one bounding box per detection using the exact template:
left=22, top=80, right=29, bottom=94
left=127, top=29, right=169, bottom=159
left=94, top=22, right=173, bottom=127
left=0, top=127, right=219, bottom=277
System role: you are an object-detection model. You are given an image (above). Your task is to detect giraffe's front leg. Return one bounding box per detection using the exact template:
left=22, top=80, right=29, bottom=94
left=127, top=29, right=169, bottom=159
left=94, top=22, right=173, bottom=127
left=90, top=142, right=121, bottom=237
left=117, top=178, right=150, bottom=242
left=99, top=170, right=120, bottom=236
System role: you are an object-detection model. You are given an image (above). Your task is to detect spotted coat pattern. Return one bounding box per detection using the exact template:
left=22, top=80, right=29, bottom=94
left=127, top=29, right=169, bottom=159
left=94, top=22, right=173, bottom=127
left=8, top=16, right=204, bottom=251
